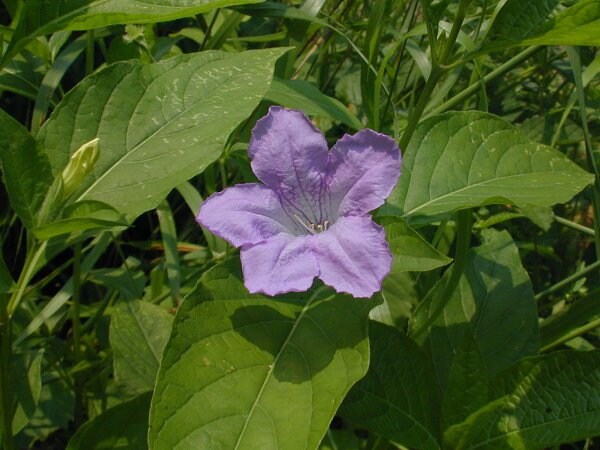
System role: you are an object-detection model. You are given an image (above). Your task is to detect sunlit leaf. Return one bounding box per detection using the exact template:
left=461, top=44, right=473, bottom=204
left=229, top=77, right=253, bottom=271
left=385, top=111, right=594, bottom=222
left=38, top=48, right=287, bottom=222
left=149, top=260, right=373, bottom=450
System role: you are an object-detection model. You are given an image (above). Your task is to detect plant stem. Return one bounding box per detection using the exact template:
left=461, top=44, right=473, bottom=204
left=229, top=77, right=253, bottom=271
left=410, top=210, right=473, bottom=341
left=71, top=243, right=85, bottom=427
left=400, top=0, right=471, bottom=149
left=0, top=294, right=13, bottom=450
left=541, top=315, right=600, bottom=352
left=535, top=260, right=600, bottom=302
left=554, top=215, right=595, bottom=237
left=427, top=46, right=541, bottom=118
left=7, top=240, right=47, bottom=317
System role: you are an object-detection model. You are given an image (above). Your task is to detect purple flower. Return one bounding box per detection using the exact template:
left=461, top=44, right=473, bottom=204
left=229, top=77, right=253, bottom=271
left=197, top=107, right=401, bottom=298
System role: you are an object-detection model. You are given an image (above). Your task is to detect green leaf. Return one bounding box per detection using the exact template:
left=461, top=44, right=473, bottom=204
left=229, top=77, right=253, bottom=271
left=110, top=299, right=173, bottom=394
left=0, top=251, right=14, bottom=294
left=12, top=350, right=44, bottom=434
left=485, top=0, right=560, bottom=44
left=32, top=200, right=127, bottom=240
left=412, top=230, right=539, bottom=389
left=339, top=322, right=441, bottom=450
left=0, top=108, right=53, bottom=230
left=384, top=111, right=594, bottom=222
left=383, top=218, right=452, bottom=272
left=38, top=48, right=287, bottom=222
left=483, top=0, right=600, bottom=50
left=444, top=350, right=600, bottom=449
left=3, top=0, right=264, bottom=63
left=19, top=375, right=74, bottom=443
left=441, top=334, right=489, bottom=431
left=265, top=78, right=364, bottom=130
left=66, top=392, right=152, bottom=450
left=149, top=260, right=373, bottom=450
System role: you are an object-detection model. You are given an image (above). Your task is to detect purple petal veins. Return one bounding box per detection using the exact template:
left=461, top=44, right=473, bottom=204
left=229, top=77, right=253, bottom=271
left=197, top=106, right=402, bottom=298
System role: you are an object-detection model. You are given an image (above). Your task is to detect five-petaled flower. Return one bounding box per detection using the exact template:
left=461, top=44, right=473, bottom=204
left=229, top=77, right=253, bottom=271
left=197, top=107, right=401, bottom=298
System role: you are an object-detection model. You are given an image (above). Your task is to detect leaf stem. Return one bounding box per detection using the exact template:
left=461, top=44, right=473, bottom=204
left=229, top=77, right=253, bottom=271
left=0, top=294, right=13, bottom=450
left=400, top=0, right=471, bottom=149
left=535, top=260, right=600, bottom=302
left=426, top=45, right=542, bottom=118
left=541, top=315, right=600, bottom=352
left=71, top=242, right=85, bottom=427
left=554, top=215, right=595, bottom=237
left=410, top=210, right=472, bottom=341
left=7, top=240, right=47, bottom=317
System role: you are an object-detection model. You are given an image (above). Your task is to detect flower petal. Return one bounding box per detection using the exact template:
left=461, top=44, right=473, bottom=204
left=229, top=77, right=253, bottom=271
left=248, top=106, right=328, bottom=224
left=241, top=234, right=318, bottom=296
left=197, top=183, right=301, bottom=247
left=326, top=129, right=401, bottom=217
left=312, top=216, right=392, bottom=298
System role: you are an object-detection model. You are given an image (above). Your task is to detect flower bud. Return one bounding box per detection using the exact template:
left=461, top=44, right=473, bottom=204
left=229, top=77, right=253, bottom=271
left=61, top=138, right=99, bottom=198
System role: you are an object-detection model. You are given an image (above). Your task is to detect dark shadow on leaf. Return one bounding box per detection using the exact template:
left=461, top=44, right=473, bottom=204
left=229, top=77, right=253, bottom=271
left=230, top=295, right=371, bottom=384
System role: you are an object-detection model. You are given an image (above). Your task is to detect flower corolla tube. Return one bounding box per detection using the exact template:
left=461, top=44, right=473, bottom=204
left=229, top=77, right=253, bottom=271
left=197, top=107, right=401, bottom=298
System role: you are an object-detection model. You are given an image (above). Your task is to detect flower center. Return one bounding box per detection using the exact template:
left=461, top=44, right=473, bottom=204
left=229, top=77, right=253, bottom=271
left=294, top=214, right=330, bottom=234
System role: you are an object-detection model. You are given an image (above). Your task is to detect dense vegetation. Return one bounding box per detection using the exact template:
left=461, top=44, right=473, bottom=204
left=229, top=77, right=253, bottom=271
left=1, top=0, right=599, bottom=449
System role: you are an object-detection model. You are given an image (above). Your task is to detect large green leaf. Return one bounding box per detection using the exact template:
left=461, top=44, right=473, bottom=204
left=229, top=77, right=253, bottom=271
left=3, top=0, right=264, bottom=63
left=38, top=48, right=287, bottom=222
left=110, top=299, right=173, bottom=394
left=339, top=322, right=441, bottom=450
left=149, top=260, right=373, bottom=450
left=483, top=0, right=600, bottom=50
left=384, top=111, right=594, bottom=221
left=66, top=392, right=152, bottom=450
left=441, top=334, right=489, bottom=432
left=412, top=230, right=539, bottom=389
left=0, top=108, right=53, bottom=230
left=444, top=350, right=600, bottom=449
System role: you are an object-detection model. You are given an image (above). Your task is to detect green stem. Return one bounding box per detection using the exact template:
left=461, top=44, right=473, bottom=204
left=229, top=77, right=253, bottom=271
left=554, top=215, right=595, bottom=237
left=0, top=294, right=13, bottom=450
left=427, top=46, right=541, bottom=118
left=400, top=0, right=471, bottom=149
left=7, top=240, right=47, bottom=318
left=535, top=260, right=600, bottom=302
left=71, top=243, right=84, bottom=427
left=400, top=66, right=442, bottom=149
left=541, top=315, right=600, bottom=352
left=410, top=210, right=473, bottom=341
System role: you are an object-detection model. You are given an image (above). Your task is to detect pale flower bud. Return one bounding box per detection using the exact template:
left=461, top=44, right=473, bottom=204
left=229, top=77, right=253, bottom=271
left=61, top=138, right=100, bottom=198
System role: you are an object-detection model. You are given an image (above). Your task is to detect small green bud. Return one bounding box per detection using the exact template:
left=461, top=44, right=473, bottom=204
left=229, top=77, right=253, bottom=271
left=61, top=138, right=100, bottom=198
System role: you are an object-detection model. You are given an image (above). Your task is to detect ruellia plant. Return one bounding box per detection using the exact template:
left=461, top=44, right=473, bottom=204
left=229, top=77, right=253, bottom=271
left=0, top=1, right=599, bottom=449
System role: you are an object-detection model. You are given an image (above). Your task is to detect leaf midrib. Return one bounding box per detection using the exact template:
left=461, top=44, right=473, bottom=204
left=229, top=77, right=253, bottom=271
left=233, top=289, right=325, bottom=449
left=403, top=171, right=585, bottom=217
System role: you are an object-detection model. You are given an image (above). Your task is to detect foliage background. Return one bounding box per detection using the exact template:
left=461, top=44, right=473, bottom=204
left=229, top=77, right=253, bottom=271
left=0, top=0, right=599, bottom=449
